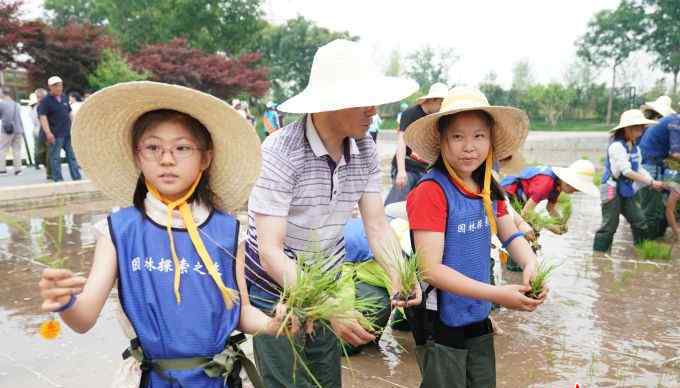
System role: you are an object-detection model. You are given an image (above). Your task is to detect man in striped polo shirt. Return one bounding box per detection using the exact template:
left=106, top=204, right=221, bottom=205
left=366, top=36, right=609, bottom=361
left=245, top=39, right=420, bottom=387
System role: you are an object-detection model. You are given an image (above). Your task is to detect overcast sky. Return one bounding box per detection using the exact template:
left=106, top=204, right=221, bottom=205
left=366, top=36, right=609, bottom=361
left=263, top=0, right=663, bottom=90
left=24, top=0, right=664, bottom=90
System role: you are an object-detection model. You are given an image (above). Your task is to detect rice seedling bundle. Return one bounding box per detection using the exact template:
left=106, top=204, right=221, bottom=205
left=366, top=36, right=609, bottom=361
left=635, top=240, right=673, bottom=261
left=525, top=260, right=557, bottom=299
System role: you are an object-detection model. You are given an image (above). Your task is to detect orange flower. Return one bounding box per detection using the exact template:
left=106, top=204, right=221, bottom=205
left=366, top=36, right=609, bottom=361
left=39, top=319, right=61, bottom=340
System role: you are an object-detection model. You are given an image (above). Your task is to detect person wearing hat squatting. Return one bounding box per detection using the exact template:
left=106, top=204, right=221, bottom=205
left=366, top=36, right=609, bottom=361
left=404, top=87, right=547, bottom=388
left=385, top=82, right=448, bottom=206
left=500, top=159, right=599, bottom=270
left=37, top=82, right=294, bottom=388
left=244, top=39, right=422, bottom=388
left=638, top=95, right=680, bottom=239
left=593, top=109, right=666, bottom=253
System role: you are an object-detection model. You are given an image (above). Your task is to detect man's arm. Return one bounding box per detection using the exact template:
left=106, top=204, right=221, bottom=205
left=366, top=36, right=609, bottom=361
left=253, top=213, right=298, bottom=288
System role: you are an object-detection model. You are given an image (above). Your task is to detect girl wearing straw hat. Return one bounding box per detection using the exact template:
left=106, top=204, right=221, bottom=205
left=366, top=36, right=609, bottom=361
left=593, top=109, right=665, bottom=253
left=405, top=86, right=546, bottom=388
left=37, top=81, right=292, bottom=388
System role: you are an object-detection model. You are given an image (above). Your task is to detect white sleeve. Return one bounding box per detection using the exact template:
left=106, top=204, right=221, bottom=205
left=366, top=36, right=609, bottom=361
left=608, top=142, right=632, bottom=178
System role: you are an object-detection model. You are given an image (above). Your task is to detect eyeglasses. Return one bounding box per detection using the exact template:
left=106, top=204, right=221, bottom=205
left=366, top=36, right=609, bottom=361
left=137, top=144, right=203, bottom=162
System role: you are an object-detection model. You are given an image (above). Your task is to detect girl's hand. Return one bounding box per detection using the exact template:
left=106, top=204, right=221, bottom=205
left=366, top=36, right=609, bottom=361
left=519, top=222, right=536, bottom=241
left=494, top=285, right=542, bottom=311
left=265, top=303, right=299, bottom=336
left=651, top=180, right=665, bottom=191
left=522, top=260, right=538, bottom=287
left=39, top=268, right=86, bottom=313
left=391, top=283, right=423, bottom=308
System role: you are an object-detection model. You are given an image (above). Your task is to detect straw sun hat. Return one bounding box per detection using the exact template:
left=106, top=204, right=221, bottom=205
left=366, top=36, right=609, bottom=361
left=416, top=82, right=449, bottom=103
left=553, top=159, right=599, bottom=197
left=277, top=39, right=418, bottom=113
left=609, top=109, right=657, bottom=133
left=640, top=95, right=676, bottom=118
left=72, top=81, right=262, bottom=211
left=404, top=86, right=529, bottom=163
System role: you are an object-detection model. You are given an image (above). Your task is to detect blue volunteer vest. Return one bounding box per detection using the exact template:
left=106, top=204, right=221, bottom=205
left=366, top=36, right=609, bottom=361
left=602, top=140, right=640, bottom=198
left=500, top=166, right=557, bottom=202
left=418, top=169, right=494, bottom=327
left=109, top=207, right=240, bottom=388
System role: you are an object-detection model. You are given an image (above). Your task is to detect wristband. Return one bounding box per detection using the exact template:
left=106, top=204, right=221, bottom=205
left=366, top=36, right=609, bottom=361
left=53, top=294, right=77, bottom=313
left=501, top=231, right=525, bottom=249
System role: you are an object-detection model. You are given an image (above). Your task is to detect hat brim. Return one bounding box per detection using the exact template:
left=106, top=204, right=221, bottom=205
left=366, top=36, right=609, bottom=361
left=277, top=76, right=418, bottom=113
left=498, top=151, right=526, bottom=176
left=404, top=106, right=529, bottom=163
left=72, top=81, right=262, bottom=212
left=609, top=117, right=658, bottom=133
left=416, top=93, right=447, bottom=103
left=553, top=167, right=599, bottom=197
left=641, top=102, right=676, bottom=118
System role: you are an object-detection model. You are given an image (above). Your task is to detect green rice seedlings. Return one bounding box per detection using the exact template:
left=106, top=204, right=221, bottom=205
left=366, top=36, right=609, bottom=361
left=664, top=157, right=680, bottom=172
left=275, top=252, right=381, bottom=387
left=394, top=252, right=422, bottom=302
left=635, top=240, right=673, bottom=261
left=525, top=260, right=558, bottom=299
left=555, top=195, right=573, bottom=226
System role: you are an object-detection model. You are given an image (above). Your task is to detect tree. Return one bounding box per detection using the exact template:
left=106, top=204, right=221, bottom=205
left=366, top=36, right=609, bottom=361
left=96, top=0, right=265, bottom=54
left=0, top=0, right=23, bottom=68
left=479, top=71, right=510, bottom=106
left=526, top=83, right=576, bottom=128
left=19, top=22, right=113, bottom=91
left=256, top=16, right=354, bottom=102
left=576, top=0, right=646, bottom=124
left=87, top=49, right=148, bottom=90
left=43, top=0, right=105, bottom=26
left=640, top=0, right=680, bottom=94
left=511, top=60, right=534, bottom=92
left=406, top=46, right=458, bottom=93
left=385, top=48, right=402, bottom=77
left=128, top=38, right=269, bottom=101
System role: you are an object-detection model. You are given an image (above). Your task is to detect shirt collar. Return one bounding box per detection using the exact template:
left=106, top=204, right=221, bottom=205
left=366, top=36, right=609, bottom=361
left=305, top=114, right=360, bottom=161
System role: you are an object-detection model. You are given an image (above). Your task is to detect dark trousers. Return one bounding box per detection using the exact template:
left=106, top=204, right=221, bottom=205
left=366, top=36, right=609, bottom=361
left=253, top=323, right=341, bottom=388
left=593, top=194, right=648, bottom=252
left=384, top=161, right=427, bottom=205
left=49, top=135, right=81, bottom=182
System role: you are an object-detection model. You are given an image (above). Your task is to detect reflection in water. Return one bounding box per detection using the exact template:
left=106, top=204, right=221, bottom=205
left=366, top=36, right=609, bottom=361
left=1, top=195, right=679, bottom=387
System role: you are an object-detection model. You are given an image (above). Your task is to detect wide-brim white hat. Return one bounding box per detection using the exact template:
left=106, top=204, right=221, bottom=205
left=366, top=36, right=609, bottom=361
left=416, top=82, right=449, bottom=103
left=277, top=39, right=418, bottom=113
left=610, top=109, right=657, bottom=133
left=641, top=95, right=675, bottom=118
left=72, top=81, right=262, bottom=212
left=404, top=86, right=529, bottom=163
left=553, top=159, right=599, bottom=197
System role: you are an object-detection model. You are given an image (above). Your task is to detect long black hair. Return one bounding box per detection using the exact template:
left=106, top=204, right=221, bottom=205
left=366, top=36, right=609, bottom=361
left=131, top=109, right=217, bottom=212
left=434, top=111, right=506, bottom=201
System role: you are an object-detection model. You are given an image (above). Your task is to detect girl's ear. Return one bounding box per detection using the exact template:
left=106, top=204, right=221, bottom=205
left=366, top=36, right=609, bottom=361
left=201, top=149, right=213, bottom=171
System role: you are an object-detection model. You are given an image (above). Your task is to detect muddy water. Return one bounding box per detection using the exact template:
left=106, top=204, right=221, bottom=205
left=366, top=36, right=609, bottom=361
left=1, top=194, right=679, bottom=387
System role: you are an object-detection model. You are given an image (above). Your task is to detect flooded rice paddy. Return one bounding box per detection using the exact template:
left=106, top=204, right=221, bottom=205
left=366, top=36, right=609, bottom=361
left=0, top=193, right=678, bottom=387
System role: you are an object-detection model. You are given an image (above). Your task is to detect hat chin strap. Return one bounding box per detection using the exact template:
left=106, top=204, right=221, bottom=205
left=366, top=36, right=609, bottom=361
left=146, top=172, right=238, bottom=309
left=440, top=144, right=497, bottom=236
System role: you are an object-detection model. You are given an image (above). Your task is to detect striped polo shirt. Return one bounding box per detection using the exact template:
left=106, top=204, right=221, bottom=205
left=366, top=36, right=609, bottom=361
left=245, top=114, right=382, bottom=299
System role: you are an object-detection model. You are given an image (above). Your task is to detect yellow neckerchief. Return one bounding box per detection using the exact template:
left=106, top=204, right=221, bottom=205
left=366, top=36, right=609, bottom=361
left=441, top=146, right=497, bottom=235
left=145, top=173, right=238, bottom=309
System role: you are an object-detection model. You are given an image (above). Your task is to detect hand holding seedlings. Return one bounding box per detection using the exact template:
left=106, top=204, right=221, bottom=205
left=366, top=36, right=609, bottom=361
left=39, top=268, right=87, bottom=313
left=525, top=260, right=557, bottom=300
left=329, top=316, right=376, bottom=347
left=494, top=284, right=542, bottom=311
left=264, top=303, right=300, bottom=337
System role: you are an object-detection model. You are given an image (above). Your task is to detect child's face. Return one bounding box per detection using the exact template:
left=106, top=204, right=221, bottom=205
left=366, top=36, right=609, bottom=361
left=625, top=125, right=644, bottom=142
left=135, top=121, right=212, bottom=201
left=440, top=112, right=491, bottom=177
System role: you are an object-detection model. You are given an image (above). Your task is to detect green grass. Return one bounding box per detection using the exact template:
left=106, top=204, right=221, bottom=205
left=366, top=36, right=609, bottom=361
left=530, top=119, right=611, bottom=132
left=635, top=240, right=673, bottom=261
